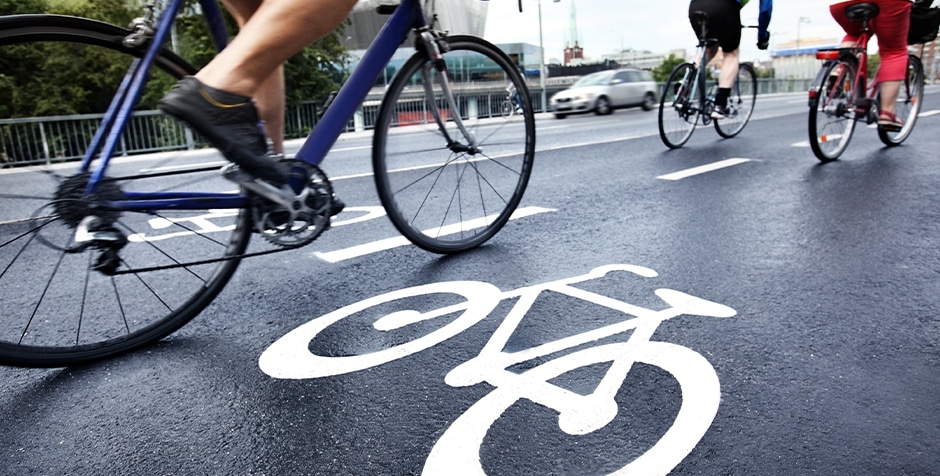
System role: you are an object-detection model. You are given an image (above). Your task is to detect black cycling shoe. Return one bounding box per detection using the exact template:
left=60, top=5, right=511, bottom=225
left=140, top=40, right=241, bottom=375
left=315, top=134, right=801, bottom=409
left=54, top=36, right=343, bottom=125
left=159, top=76, right=290, bottom=186
left=330, top=196, right=346, bottom=216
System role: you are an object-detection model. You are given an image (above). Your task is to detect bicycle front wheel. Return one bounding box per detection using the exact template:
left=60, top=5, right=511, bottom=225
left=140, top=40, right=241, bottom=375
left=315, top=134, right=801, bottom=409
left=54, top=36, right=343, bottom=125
left=878, top=54, right=924, bottom=146
left=373, top=35, right=535, bottom=254
left=0, top=15, right=252, bottom=367
left=658, top=62, right=698, bottom=149
left=714, top=62, right=757, bottom=138
left=809, top=55, right=859, bottom=162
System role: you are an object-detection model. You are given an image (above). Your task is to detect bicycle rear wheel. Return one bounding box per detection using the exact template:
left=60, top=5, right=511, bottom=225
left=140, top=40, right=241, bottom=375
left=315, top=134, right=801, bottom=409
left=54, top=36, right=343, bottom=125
left=714, top=62, right=757, bottom=138
left=658, top=63, right=698, bottom=149
left=373, top=35, right=535, bottom=254
left=809, top=55, right=859, bottom=162
left=0, top=15, right=252, bottom=367
left=878, top=54, right=924, bottom=146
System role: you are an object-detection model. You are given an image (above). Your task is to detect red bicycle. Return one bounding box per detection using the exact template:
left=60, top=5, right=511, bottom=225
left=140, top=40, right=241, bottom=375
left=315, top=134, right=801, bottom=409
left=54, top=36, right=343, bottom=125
left=808, top=2, right=924, bottom=161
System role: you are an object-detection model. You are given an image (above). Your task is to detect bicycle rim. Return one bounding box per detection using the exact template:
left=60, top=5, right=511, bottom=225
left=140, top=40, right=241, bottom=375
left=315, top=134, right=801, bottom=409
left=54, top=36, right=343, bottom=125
left=658, top=63, right=697, bottom=149
left=0, top=15, right=252, bottom=367
left=809, top=57, right=858, bottom=161
left=372, top=35, right=535, bottom=254
left=714, top=63, right=756, bottom=138
left=878, top=54, right=924, bottom=146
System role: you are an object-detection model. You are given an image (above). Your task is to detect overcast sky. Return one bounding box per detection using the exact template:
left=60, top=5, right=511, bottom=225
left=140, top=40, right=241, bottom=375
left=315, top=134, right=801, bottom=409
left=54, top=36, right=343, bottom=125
left=483, top=0, right=843, bottom=63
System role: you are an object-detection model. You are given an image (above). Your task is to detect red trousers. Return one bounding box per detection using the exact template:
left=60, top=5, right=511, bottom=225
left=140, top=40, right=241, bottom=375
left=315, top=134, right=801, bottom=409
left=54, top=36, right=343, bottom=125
left=830, top=0, right=912, bottom=81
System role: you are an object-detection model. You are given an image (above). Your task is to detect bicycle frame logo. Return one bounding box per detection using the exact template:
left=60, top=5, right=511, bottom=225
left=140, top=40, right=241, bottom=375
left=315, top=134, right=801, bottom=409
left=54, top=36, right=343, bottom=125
left=259, top=265, right=736, bottom=474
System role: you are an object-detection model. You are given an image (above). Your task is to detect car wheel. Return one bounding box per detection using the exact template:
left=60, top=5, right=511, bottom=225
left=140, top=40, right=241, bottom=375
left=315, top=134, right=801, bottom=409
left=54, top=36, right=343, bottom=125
left=641, top=92, right=656, bottom=111
left=594, top=97, right=612, bottom=115
left=554, top=114, right=567, bottom=119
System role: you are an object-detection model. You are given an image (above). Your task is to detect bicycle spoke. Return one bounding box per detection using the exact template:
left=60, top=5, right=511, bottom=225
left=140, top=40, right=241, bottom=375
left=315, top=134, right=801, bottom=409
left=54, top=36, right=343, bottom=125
left=19, top=235, right=71, bottom=345
left=115, top=217, right=210, bottom=284
left=374, top=36, right=533, bottom=254
left=77, top=253, right=92, bottom=345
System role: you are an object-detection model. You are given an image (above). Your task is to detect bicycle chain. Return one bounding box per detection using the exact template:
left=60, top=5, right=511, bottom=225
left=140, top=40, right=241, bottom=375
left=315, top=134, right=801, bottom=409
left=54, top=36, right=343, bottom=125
left=110, top=245, right=295, bottom=276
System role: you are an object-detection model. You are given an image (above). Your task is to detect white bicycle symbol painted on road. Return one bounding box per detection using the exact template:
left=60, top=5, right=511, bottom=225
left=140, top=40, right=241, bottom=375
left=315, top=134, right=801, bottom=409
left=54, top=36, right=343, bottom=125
left=259, top=265, right=736, bottom=475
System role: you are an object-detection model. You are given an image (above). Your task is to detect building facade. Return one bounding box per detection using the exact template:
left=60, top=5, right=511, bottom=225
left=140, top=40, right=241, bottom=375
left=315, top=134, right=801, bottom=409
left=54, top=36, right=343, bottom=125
left=340, top=0, right=488, bottom=51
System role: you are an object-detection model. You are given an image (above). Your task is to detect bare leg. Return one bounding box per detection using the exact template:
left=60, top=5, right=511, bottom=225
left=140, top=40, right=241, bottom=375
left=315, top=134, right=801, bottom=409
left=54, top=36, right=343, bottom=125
left=159, top=0, right=356, bottom=201
left=704, top=44, right=718, bottom=66
left=879, top=80, right=901, bottom=116
left=195, top=0, right=357, bottom=98
left=718, top=49, right=739, bottom=89
left=217, top=0, right=340, bottom=154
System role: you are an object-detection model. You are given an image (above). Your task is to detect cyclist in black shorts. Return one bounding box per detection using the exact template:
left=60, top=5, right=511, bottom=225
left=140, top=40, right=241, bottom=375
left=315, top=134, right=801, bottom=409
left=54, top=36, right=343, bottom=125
left=688, top=0, right=773, bottom=119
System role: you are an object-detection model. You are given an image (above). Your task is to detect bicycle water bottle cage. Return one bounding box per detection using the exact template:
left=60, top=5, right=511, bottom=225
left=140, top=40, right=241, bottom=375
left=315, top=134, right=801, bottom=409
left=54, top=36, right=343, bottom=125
left=846, top=3, right=880, bottom=25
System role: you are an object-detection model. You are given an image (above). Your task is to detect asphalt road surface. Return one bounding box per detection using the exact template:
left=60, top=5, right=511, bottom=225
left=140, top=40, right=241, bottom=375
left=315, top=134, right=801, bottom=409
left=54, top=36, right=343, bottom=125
left=2, top=89, right=939, bottom=475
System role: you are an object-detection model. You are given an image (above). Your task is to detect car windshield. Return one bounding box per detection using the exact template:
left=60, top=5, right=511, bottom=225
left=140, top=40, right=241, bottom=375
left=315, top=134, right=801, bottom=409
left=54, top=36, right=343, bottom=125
left=572, top=71, right=614, bottom=88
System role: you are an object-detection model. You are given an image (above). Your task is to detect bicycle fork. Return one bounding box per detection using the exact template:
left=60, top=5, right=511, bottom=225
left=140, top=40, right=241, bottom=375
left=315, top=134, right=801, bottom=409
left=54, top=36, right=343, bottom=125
left=416, top=28, right=480, bottom=154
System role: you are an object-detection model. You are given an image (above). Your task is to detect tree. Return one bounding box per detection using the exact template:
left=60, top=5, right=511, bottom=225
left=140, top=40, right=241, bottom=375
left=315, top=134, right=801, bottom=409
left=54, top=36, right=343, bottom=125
left=0, top=0, right=351, bottom=118
left=0, top=0, right=141, bottom=117
left=653, top=54, right=685, bottom=83
left=170, top=7, right=351, bottom=107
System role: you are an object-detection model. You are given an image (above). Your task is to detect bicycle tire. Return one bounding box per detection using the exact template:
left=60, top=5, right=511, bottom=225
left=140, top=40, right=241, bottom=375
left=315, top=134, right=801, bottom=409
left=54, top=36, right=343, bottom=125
left=0, top=15, right=252, bottom=367
left=714, top=62, right=757, bottom=138
left=658, top=62, right=698, bottom=149
left=878, top=54, right=924, bottom=146
left=809, top=55, right=859, bottom=162
left=372, top=35, right=535, bottom=254
left=500, top=98, right=515, bottom=118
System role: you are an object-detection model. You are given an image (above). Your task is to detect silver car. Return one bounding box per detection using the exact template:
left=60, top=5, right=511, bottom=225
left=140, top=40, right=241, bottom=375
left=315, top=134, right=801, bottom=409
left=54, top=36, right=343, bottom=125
left=549, top=68, right=658, bottom=119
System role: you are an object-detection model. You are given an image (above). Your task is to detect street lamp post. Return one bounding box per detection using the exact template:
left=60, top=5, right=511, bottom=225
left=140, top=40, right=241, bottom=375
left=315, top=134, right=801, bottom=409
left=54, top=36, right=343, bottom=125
left=538, top=0, right=546, bottom=113
left=536, top=0, right=560, bottom=114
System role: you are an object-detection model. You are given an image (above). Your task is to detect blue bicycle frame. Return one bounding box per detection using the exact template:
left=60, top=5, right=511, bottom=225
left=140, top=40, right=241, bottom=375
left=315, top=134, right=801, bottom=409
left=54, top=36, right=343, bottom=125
left=88, top=0, right=429, bottom=212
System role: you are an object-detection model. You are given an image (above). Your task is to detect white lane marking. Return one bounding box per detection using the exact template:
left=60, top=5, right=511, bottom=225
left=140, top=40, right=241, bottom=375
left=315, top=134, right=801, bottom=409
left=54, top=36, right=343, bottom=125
left=314, top=206, right=555, bottom=263
left=792, top=140, right=810, bottom=147
left=139, top=161, right=227, bottom=173
left=919, top=109, right=940, bottom=117
left=331, top=145, right=372, bottom=152
left=657, top=158, right=751, bottom=181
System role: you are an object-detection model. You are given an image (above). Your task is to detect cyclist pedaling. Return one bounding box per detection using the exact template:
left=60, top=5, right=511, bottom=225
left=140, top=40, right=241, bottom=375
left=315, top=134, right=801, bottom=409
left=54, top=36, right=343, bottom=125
left=687, top=0, right=772, bottom=119
left=829, top=0, right=914, bottom=131
left=159, top=0, right=358, bottom=216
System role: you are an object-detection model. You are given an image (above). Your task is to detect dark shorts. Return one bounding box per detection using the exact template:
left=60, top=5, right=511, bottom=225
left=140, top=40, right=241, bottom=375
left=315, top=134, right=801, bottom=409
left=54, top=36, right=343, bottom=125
left=688, top=0, right=742, bottom=52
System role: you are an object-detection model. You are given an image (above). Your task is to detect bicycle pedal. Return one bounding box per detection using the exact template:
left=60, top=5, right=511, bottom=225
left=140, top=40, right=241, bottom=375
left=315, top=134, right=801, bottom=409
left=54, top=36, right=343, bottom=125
left=221, top=163, right=295, bottom=207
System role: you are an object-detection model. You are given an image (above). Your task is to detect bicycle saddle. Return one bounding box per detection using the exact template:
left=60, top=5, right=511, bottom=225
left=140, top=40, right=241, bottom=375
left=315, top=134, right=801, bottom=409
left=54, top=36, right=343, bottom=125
left=846, top=3, right=880, bottom=23
left=689, top=11, right=712, bottom=41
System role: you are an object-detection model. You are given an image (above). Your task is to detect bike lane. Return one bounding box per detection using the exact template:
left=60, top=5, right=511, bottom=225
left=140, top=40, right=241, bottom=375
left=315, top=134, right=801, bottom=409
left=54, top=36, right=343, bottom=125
left=1, top=95, right=939, bottom=475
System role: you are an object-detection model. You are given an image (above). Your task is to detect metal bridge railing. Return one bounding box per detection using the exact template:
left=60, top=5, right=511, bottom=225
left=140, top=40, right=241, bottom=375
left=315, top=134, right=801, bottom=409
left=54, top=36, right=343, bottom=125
left=0, top=78, right=812, bottom=168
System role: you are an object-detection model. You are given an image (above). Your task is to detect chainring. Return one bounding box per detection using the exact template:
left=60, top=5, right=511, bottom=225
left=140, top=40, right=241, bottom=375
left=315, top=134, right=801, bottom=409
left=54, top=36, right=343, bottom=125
left=253, top=162, right=333, bottom=248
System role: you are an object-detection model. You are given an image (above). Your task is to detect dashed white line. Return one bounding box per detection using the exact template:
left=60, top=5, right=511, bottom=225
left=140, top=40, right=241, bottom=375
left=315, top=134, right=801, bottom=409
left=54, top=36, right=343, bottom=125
left=657, top=158, right=752, bottom=181
left=314, top=206, right=555, bottom=263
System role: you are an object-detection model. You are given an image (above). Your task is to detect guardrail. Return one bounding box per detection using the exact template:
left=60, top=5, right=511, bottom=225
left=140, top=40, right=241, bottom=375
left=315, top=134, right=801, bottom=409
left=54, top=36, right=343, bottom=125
left=0, top=78, right=815, bottom=168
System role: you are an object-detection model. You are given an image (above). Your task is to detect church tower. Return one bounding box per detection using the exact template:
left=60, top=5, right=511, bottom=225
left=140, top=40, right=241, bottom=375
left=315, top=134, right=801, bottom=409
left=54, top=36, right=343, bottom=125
left=563, top=1, right=583, bottom=65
